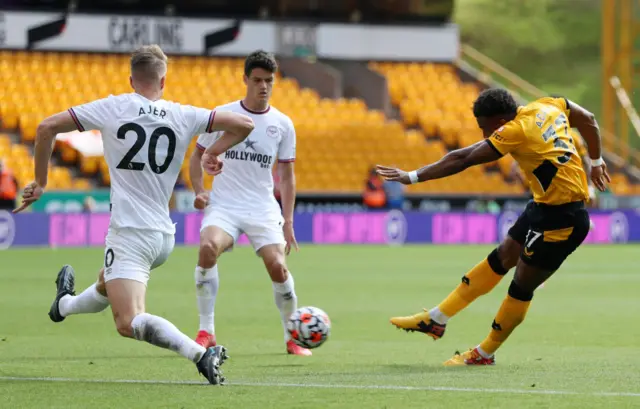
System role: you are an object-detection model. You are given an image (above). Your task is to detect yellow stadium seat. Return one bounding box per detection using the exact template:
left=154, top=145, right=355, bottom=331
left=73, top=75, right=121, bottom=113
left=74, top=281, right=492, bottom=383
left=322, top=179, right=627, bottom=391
left=367, top=61, right=543, bottom=194
left=1, top=52, right=532, bottom=194
left=0, top=133, right=11, bottom=148
left=80, top=157, right=99, bottom=175
left=73, top=179, right=92, bottom=190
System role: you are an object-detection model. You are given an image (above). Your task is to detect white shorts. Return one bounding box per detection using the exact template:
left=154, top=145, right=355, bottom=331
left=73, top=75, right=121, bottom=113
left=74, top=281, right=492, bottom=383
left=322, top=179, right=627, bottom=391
left=103, top=227, right=175, bottom=286
left=200, top=207, right=285, bottom=252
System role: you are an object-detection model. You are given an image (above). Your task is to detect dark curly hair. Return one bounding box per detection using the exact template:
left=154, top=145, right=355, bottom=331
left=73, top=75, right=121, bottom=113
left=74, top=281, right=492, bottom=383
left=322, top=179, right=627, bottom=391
left=472, top=88, right=518, bottom=118
left=244, top=50, right=278, bottom=77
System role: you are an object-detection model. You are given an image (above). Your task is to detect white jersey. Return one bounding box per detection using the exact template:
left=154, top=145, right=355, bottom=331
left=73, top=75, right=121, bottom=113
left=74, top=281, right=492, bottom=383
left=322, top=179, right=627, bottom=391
left=70, top=93, right=215, bottom=234
left=197, top=100, right=296, bottom=216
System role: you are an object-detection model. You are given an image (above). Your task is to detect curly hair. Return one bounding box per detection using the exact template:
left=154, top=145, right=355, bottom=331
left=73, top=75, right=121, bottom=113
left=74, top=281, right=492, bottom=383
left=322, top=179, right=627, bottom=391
left=244, top=50, right=278, bottom=77
left=472, top=88, right=518, bottom=118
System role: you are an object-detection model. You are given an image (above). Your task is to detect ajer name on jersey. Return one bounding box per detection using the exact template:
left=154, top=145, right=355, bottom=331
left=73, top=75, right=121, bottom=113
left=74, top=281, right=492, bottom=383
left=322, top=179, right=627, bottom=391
left=137, top=104, right=168, bottom=118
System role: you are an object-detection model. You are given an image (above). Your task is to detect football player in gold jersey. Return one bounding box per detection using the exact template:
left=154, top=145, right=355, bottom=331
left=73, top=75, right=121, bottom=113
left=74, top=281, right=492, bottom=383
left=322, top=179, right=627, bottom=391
left=376, top=88, right=610, bottom=366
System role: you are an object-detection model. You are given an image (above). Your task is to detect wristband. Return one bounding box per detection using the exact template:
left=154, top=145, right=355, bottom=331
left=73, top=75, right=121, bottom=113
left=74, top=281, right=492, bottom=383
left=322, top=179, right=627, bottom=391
left=408, top=170, right=419, bottom=184
left=591, top=157, right=604, bottom=167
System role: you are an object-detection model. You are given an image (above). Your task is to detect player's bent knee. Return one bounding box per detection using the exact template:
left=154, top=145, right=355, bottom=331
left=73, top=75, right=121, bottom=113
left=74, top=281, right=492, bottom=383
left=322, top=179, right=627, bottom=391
left=114, top=315, right=135, bottom=338
left=199, top=240, right=221, bottom=267
left=111, top=304, right=138, bottom=338
left=200, top=240, right=221, bottom=257
left=105, top=278, right=146, bottom=338
left=487, top=248, right=509, bottom=276
left=507, top=280, right=534, bottom=303
left=265, top=257, right=288, bottom=283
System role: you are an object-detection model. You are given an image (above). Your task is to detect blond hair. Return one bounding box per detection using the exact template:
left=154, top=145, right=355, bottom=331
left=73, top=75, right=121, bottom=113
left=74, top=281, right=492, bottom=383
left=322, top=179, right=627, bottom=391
left=130, top=45, right=168, bottom=83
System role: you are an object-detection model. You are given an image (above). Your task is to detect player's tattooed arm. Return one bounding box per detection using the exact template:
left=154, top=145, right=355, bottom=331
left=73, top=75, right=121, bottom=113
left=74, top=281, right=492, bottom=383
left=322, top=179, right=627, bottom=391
left=34, top=111, right=78, bottom=188
left=566, top=100, right=611, bottom=191
left=377, top=140, right=501, bottom=184
left=567, top=100, right=601, bottom=161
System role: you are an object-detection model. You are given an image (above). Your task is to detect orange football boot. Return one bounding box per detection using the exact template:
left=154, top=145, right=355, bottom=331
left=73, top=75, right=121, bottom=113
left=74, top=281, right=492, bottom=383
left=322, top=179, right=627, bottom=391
left=390, top=309, right=446, bottom=340
left=443, top=348, right=495, bottom=366
left=286, top=340, right=312, bottom=356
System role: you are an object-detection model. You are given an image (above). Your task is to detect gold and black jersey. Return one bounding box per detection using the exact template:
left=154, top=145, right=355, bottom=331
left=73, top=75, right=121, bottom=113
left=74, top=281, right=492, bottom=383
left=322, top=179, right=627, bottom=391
left=486, top=97, right=589, bottom=205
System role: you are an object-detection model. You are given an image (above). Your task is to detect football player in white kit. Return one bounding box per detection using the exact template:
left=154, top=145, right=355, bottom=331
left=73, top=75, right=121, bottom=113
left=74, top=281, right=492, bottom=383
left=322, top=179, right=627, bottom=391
left=13, top=45, right=255, bottom=384
left=190, top=50, right=311, bottom=356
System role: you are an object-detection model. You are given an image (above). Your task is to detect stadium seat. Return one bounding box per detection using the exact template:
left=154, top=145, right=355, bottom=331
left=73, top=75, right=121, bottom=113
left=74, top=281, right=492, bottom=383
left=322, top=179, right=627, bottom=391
left=371, top=61, right=600, bottom=195
left=1, top=51, right=635, bottom=195
left=0, top=130, right=92, bottom=190
left=610, top=173, right=633, bottom=195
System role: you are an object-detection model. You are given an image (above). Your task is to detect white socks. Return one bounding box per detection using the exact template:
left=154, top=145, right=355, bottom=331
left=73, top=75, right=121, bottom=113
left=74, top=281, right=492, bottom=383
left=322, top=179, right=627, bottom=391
left=476, top=345, right=494, bottom=359
left=273, top=273, right=297, bottom=342
left=59, top=283, right=110, bottom=317
left=428, top=306, right=450, bottom=325
left=195, top=265, right=219, bottom=334
left=131, top=313, right=207, bottom=363
left=195, top=265, right=297, bottom=343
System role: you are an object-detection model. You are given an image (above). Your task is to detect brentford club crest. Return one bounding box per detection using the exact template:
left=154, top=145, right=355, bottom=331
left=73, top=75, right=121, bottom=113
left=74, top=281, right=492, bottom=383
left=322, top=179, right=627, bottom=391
left=266, top=126, right=279, bottom=138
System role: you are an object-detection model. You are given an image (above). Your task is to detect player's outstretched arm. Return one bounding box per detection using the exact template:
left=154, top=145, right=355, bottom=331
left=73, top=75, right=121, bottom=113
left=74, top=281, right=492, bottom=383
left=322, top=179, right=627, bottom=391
left=14, top=111, right=77, bottom=213
left=566, top=100, right=611, bottom=191
left=204, top=112, right=255, bottom=156
left=377, top=140, right=502, bottom=185
left=35, top=112, right=78, bottom=187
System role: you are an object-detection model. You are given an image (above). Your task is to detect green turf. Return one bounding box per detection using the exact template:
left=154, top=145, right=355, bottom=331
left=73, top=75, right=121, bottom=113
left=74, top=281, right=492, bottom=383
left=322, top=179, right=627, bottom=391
left=1, top=245, right=639, bottom=408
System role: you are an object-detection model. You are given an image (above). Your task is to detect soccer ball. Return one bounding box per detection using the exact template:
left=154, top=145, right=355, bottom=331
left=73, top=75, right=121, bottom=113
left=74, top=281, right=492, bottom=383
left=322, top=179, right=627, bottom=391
left=287, top=306, right=331, bottom=349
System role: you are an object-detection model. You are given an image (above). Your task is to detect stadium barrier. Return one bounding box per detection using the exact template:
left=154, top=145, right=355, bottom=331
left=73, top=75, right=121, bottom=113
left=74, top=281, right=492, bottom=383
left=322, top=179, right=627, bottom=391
left=19, top=190, right=640, bottom=214
left=0, top=210, right=636, bottom=249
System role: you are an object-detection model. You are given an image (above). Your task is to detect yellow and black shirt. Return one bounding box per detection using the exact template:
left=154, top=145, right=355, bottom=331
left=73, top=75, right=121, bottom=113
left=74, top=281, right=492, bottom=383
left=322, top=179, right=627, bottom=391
left=486, top=97, right=589, bottom=205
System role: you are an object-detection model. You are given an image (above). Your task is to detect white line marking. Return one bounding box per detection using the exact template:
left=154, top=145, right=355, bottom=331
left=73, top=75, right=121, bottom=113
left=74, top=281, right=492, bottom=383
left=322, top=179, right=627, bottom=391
left=1, top=376, right=639, bottom=397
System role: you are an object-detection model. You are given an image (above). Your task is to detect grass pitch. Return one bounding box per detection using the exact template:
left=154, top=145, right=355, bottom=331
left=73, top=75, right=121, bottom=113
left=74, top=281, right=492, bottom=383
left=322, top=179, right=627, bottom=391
left=1, top=244, right=639, bottom=408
